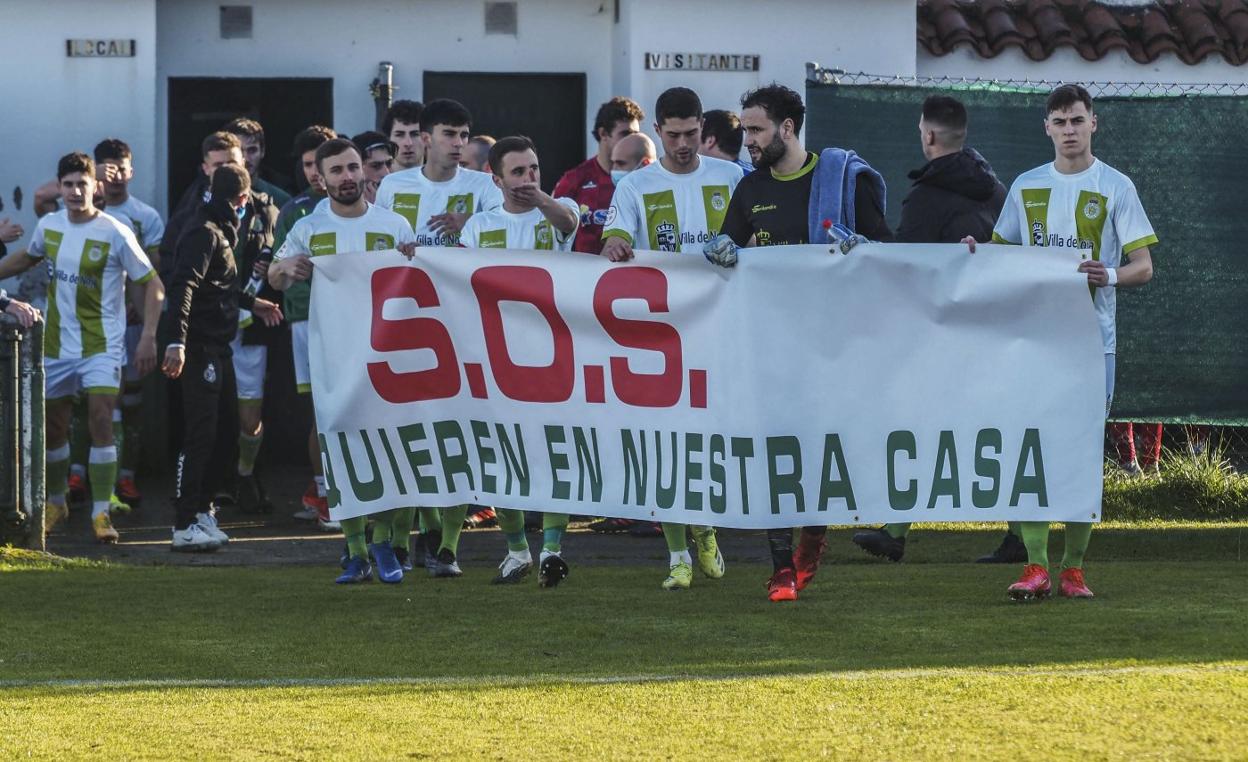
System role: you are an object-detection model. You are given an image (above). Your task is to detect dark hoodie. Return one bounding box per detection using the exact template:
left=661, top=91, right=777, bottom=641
left=896, top=147, right=1006, bottom=244
left=166, top=196, right=255, bottom=349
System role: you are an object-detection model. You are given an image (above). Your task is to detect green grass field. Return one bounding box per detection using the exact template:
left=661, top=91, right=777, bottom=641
left=2, top=523, right=1246, bottom=760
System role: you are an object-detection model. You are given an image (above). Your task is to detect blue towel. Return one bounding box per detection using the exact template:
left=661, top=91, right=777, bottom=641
left=807, top=148, right=886, bottom=243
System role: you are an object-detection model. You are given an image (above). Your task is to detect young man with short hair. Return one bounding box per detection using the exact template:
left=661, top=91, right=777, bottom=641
left=383, top=100, right=425, bottom=170
left=716, top=84, right=889, bottom=601
left=969, top=84, right=1156, bottom=601
left=601, top=86, right=741, bottom=591
left=223, top=117, right=293, bottom=207
left=350, top=131, right=395, bottom=203
left=93, top=138, right=165, bottom=508
left=700, top=109, right=752, bottom=172
left=554, top=96, right=645, bottom=254
left=269, top=139, right=417, bottom=583
left=459, top=135, right=579, bottom=587
left=272, top=124, right=338, bottom=528
left=374, top=99, right=503, bottom=575
left=163, top=164, right=282, bottom=552
left=0, top=152, right=164, bottom=543
left=460, top=135, right=496, bottom=173
left=852, top=94, right=1019, bottom=565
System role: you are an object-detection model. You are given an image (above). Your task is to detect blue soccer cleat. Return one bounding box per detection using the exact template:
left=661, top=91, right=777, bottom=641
left=335, top=556, right=373, bottom=585
left=370, top=542, right=404, bottom=584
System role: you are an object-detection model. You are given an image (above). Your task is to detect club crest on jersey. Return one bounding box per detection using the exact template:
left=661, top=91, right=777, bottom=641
left=604, top=206, right=618, bottom=227
left=655, top=221, right=677, bottom=251
left=204, top=362, right=217, bottom=384
left=87, top=244, right=105, bottom=263
left=451, top=196, right=469, bottom=214
left=535, top=224, right=552, bottom=246
left=1031, top=220, right=1045, bottom=246
left=709, top=191, right=726, bottom=212
left=1083, top=197, right=1102, bottom=220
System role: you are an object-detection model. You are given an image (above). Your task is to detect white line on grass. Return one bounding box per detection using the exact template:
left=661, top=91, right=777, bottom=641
left=2, top=663, right=1245, bottom=691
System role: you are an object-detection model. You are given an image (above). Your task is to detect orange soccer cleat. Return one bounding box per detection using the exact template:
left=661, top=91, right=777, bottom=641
left=767, top=567, right=799, bottom=602
left=1058, top=567, right=1095, bottom=599
left=1007, top=563, right=1051, bottom=602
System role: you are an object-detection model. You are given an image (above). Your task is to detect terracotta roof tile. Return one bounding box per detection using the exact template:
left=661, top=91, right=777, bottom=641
left=919, top=0, right=1248, bottom=65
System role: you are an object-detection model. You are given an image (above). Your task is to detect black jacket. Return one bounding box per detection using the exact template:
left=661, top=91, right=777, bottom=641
left=166, top=198, right=254, bottom=349
left=896, top=147, right=1006, bottom=244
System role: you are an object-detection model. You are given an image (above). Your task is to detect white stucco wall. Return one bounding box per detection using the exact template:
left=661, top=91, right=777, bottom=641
left=0, top=0, right=157, bottom=256
left=918, top=45, right=1248, bottom=86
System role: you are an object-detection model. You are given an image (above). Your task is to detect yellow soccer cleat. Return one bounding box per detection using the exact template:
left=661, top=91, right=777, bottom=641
left=92, top=513, right=119, bottom=544
left=661, top=561, right=693, bottom=591
left=692, top=527, right=725, bottom=579
left=43, top=501, right=69, bottom=533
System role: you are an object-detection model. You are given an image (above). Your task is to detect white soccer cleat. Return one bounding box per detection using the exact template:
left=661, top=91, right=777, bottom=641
left=171, top=523, right=222, bottom=553
left=195, top=511, right=230, bottom=545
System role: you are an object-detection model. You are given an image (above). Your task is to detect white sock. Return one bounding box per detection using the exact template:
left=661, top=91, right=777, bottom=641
left=119, top=468, right=135, bottom=480
left=70, top=464, right=86, bottom=478
left=313, top=475, right=327, bottom=498
left=91, top=501, right=109, bottom=519
left=509, top=548, right=532, bottom=562
left=670, top=550, right=692, bottom=566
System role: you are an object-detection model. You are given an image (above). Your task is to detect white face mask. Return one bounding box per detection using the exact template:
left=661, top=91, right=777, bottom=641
left=610, top=169, right=629, bottom=186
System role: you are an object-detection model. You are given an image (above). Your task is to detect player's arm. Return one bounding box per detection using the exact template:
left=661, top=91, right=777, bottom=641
left=1079, top=246, right=1153, bottom=288
left=1083, top=182, right=1158, bottom=288
left=32, top=179, right=60, bottom=217
left=600, top=183, right=640, bottom=262
left=0, top=289, right=40, bottom=328
left=535, top=194, right=578, bottom=236
left=267, top=228, right=311, bottom=290
left=0, top=246, right=39, bottom=279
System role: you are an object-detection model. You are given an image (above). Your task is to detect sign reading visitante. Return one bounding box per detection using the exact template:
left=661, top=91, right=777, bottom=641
left=644, top=53, right=759, bottom=71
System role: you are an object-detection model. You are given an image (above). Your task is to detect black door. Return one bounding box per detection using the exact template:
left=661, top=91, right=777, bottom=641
left=423, top=72, right=586, bottom=193
left=167, top=77, right=334, bottom=211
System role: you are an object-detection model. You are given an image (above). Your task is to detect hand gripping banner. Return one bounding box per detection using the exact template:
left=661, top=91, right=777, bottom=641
left=309, top=244, right=1105, bottom=528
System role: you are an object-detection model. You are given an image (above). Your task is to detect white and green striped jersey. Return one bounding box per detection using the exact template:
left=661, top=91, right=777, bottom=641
left=602, top=156, right=743, bottom=253
left=459, top=199, right=579, bottom=251
left=374, top=166, right=503, bottom=247
left=27, top=210, right=155, bottom=361
left=103, top=196, right=165, bottom=255
left=993, top=159, right=1157, bottom=354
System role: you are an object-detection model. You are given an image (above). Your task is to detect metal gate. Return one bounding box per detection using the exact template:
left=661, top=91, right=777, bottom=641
left=0, top=319, right=45, bottom=550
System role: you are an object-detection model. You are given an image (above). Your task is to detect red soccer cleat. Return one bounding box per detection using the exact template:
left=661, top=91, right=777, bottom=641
left=1058, top=567, right=1095, bottom=599
left=115, top=476, right=142, bottom=506
left=767, top=567, right=798, bottom=602
left=67, top=473, right=89, bottom=506
left=1007, top=563, right=1051, bottom=602
left=793, top=529, right=828, bottom=591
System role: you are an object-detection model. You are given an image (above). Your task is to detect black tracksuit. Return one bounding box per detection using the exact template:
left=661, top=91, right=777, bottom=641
left=896, top=147, right=1007, bottom=244
left=166, top=200, right=255, bottom=530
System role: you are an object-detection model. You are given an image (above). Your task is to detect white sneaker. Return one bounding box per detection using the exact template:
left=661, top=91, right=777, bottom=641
left=318, top=516, right=341, bottom=532
left=292, top=506, right=319, bottom=521
left=195, top=511, right=230, bottom=545
left=171, top=523, right=222, bottom=552
left=491, top=550, right=532, bottom=584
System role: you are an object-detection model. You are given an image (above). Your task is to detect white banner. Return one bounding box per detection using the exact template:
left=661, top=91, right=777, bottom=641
left=309, top=244, right=1105, bottom=528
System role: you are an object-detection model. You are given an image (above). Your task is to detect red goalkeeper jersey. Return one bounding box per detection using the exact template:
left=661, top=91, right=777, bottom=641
left=553, top=156, right=614, bottom=255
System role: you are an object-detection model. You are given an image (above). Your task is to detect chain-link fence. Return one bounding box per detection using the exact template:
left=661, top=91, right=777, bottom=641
left=806, top=68, right=1248, bottom=470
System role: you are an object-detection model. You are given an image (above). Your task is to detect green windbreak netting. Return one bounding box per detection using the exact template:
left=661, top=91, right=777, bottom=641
left=806, top=79, right=1248, bottom=425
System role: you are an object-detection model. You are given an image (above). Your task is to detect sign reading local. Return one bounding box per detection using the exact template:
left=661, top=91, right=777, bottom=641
left=66, top=39, right=136, bottom=58
left=644, top=53, right=760, bottom=71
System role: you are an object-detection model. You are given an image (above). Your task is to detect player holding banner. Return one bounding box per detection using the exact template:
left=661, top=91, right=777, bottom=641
left=602, top=87, right=743, bottom=591
left=968, top=84, right=1156, bottom=601
left=460, top=135, right=580, bottom=588
left=268, top=138, right=417, bottom=584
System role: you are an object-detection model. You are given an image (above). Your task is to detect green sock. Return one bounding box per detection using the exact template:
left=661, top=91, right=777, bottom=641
left=884, top=523, right=911, bottom=539
left=342, top=516, right=368, bottom=559
left=1059, top=522, right=1093, bottom=570
left=1007, top=521, right=1022, bottom=536
left=1019, top=521, right=1050, bottom=567
left=371, top=510, right=394, bottom=545
left=46, top=445, right=70, bottom=502
left=390, top=507, right=415, bottom=550
left=542, top=512, right=569, bottom=554
left=238, top=430, right=263, bottom=476
left=661, top=522, right=688, bottom=554
left=439, top=505, right=469, bottom=554
left=496, top=508, right=529, bottom=552
left=418, top=507, right=442, bottom=533
left=69, top=398, right=90, bottom=468
left=87, top=445, right=118, bottom=517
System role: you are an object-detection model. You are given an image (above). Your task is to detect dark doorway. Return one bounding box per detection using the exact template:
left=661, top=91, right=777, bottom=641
left=423, top=72, right=586, bottom=193
left=167, top=77, right=334, bottom=211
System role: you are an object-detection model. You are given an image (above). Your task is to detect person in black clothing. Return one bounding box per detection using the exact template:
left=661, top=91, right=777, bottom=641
left=895, top=95, right=1007, bottom=244
left=852, top=95, right=1025, bottom=566
left=721, top=84, right=891, bottom=249
left=162, top=165, right=282, bottom=552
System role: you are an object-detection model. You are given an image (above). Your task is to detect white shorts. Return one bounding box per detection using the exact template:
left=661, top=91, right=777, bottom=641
left=122, top=324, right=142, bottom=384
left=230, top=331, right=268, bottom=402
left=46, top=355, right=122, bottom=399
left=292, top=320, right=311, bottom=394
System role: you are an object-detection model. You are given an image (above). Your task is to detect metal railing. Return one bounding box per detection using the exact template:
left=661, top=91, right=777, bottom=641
left=1, top=318, right=45, bottom=550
